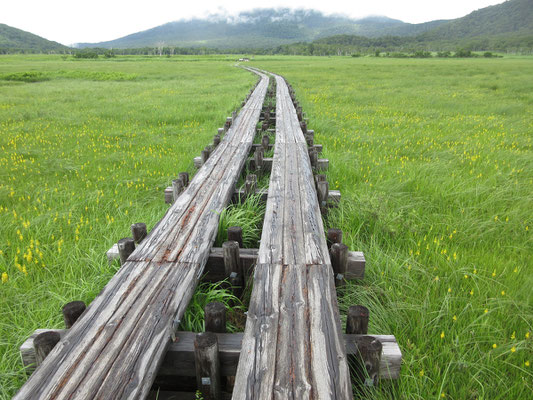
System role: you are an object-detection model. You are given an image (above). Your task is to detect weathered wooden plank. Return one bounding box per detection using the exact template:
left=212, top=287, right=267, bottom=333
left=22, top=330, right=401, bottom=380
left=233, top=71, right=352, bottom=398
left=14, top=69, right=270, bottom=400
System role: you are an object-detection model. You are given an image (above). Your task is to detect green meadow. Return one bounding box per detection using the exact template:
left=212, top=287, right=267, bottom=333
left=1, top=55, right=532, bottom=399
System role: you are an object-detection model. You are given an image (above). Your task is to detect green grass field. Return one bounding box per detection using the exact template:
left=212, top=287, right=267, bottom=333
left=1, top=55, right=532, bottom=399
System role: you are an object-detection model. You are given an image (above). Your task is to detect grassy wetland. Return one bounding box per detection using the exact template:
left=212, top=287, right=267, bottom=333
left=1, top=55, right=532, bottom=399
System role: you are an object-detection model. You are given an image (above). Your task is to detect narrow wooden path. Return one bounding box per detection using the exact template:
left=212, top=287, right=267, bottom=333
left=14, top=70, right=270, bottom=400
left=233, top=72, right=353, bottom=399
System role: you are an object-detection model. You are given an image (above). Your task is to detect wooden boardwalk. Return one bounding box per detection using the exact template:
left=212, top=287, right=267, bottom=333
left=14, top=69, right=270, bottom=400
left=232, top=72, right=353, bottom=399
left=16, top=67, right=401, bottom=399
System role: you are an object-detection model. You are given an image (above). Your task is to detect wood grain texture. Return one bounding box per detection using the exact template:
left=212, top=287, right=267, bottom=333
left=233, top=71, right=353, bottom=399
left=14, top=69, right=269, bottom=400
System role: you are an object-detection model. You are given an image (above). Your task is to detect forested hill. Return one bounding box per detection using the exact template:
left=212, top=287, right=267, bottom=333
left=419, top=0, right=533, bottom=40
left=0, top=24, right=68, bottom=53
left=293, top=0, right=533, bottom=53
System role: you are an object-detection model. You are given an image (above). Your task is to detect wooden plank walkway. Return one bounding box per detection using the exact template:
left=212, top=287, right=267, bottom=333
left=14, top=69, right=270, bottom=400
left=233, top=72, right=353, bottom=398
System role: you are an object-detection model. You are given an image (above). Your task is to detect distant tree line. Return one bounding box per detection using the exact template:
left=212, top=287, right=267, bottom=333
left=2, top=33, right=531, bottom=57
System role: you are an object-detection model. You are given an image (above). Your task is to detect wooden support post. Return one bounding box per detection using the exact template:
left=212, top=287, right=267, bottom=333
left=305, top=133, right=314, bottom=147
left=327, top=228, right=343, bottom=249
left=62, top=301, right=86, bottom=329
left=164, top=187, right=173, bottom=204
left=194, top=332, right=222, bottom=400
left=225, top=117, right=232, bottom=132
left=261, top=121, right=268, bottom=132
left=131, top=222, right=147, bottom=244
left=244, top=174, right=257, bottom=198
left=227, top=226, right=243, bottom=248
left=330, top=242, right=348, bottom=286
left=34, top=331, right=60, bottom=367
left=205, top=302, right=226, bottom=333
left=179, top=172, right=189, bottom=187
left=222, top=241, right=241, bottom=278
left=218, top=128, right=224, bottom=136
left=201, top=149, right=210, bottom=164
left=352, top=336, right=382, bottom=388
left=254, top=149, right=264, bottom=172
left=172, top=178, right=184, bottom=202
left=309, top=148, right=318, bottom=169
left=261, top=135, right=270, bottom=150
left=347, top=305, right=370, bottom=335
left=117, top=237, right=135, bottom=265
left=316, top=180, right=329, bottom=208
left=213, top=135, right=221, bottom=147
left=300, top=120, right=307, bottom=133
left=223, top=241, right=243, bottom=297
left=194, top=156, right=203, bottom=168
left=315, top=173, right=326, bottom=186
left=61, top=301, right=85, bottom=329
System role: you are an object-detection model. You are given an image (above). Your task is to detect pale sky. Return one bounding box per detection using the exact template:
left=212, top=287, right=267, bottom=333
left=2, top=0, right=506, bottom=45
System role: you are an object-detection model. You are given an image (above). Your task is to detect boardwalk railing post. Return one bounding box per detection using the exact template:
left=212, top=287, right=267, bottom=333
left=330, top=242, right=348, bottom=286
left=117, top=238, right=135, bottom=265
left=34, top=331, right=60, bottom=367
left=131, top=222, right=147, bottom=244
left=213, top=134, right=221, bottom=147
left=205, top=302, right=227, bottom=333
left=346, top=305, right=370, bottom=335
left=62, top=301, right=86, bottom=329
left=194, top=332, right=222, bottom=400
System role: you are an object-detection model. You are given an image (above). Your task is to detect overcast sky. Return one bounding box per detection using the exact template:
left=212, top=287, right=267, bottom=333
left=3, top=0, right=505, bottom=45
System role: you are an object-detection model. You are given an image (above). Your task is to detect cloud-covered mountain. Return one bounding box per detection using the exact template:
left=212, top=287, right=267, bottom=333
left=75, top=8, right=429, bottom=49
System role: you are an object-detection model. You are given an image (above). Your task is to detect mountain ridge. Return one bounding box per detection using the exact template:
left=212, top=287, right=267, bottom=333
left=0, top=24, right=68, bottom=53
left=75, top=9, right=438, bottom=49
